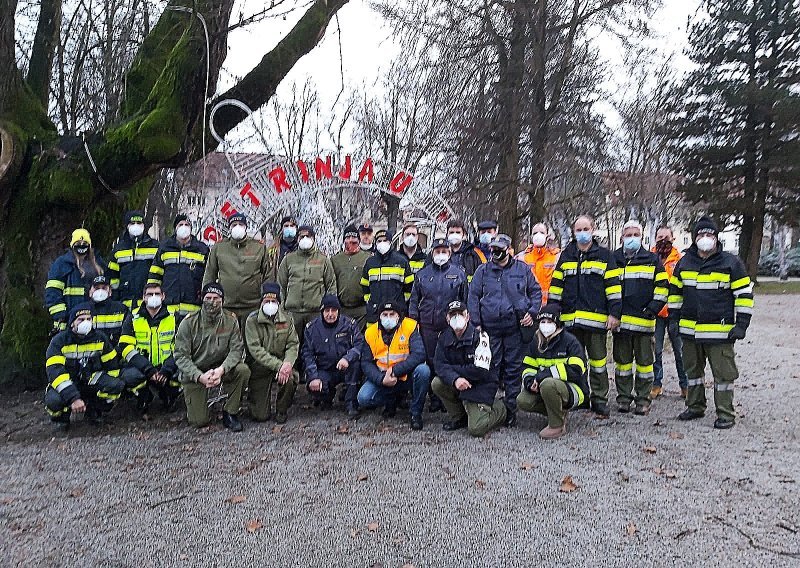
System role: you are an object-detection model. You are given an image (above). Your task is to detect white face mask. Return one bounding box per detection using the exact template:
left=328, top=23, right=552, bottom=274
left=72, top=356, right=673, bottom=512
left=447, top=233, right=463, bottom=246
left=539, top=322, right=557, bottom=337
left=298, top=236, right=314, bottom=250
left=128, top=224, right=144, bottom=238
left=433, top=253, right=450, bottom=266
left=230, top=225, right=246, bottom=240
left=696, top=236, right=716, bottom=252
left=531, top=233, right=546, bottom=247
left=360, top=242, right=372, bottom=251
left=75, top=320, right=93, bottom=336
left=376, top=241, right=391, bottom=255
left=262, top=302, right=279, bottom=317
left=91, top=289, right=109, bottom=303
left=403, top=235, right=418, bottom=248
left=146, top=295, right=163, bottom=309
left=176, top=225, right=191, bottom=240
left=479, top=232, right=492, bottom=245
left=449, top=314, right=467, bottom=331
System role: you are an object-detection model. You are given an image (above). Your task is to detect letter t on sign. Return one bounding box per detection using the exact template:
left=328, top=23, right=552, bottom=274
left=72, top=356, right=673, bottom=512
left=240, top=182, right=261, bottom=207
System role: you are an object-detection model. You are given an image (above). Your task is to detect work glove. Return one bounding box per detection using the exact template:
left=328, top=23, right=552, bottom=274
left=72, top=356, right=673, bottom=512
left=641, top=308, right=656, bottom=319
left=728, top=326, right=747, bottom=341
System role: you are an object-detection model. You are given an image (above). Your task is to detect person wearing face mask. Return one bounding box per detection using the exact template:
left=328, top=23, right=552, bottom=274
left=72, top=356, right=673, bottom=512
left=548, top=215, right=622, bottom=418
left=301, top=294, right=364, bottom=418
left=45, top=228, right=107, bottom=333
left=86, top=275, right=129, bottom=348
left=668, top=216, right=753, bottom=429
left=174, top=283, right=249, bottom=431
left=244, top=282, right=300, bottom=424
left=361, top=229, right=414, bottom=324
left=331, top=225, right=372, bottom=330
left=277, top=225, right=336, bottom=361
left=517, top=305, right=588, bottom=439
left=467, top=234, right=542, bottom=427
left=611, top=221, right=668, bottom=415
left=516, top=222, right=560, bottom=304
left=430, top=302, right=507, bottom=437
left=650, top=225, right=688, bottom=399
left=358, top=223, right=375, bottom=253
left=203, top=213, right=269, bottom=333
left=266, top=216, right=300, bottom=280
left=118, top=283, right=180, bottom=413
left=44, top=304, right=125, bottom=430
left=476, top=220, right=499, bottom=259
left=148, top=214, right=209, bottom=324
left=107, top=210, right=160, bottom=310
left=358, top=302, right=431, bottom=430
left=445, top=219, right=486, bottom=283
left=399, top=223, right=427, bottom=274
left=408, top=238, right=468, bottom=413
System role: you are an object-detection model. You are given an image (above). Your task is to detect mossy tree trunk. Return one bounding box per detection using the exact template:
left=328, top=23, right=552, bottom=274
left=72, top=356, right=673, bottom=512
left=0, top=0, right=347, bottom=386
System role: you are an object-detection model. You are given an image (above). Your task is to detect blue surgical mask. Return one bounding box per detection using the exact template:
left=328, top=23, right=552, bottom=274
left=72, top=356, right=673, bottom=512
left=282, top=226, right=297, bottom=240
left=479, top=233, right=492, bottom=245
left=575, top=231, right=593, bottom=245
left=623, top=236, right=641, bottom=252
left=380, top=316, right=399, bottom=330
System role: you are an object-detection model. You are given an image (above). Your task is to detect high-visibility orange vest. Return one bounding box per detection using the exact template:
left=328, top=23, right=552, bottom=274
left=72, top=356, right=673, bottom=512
left=518, top=246, right=560, bottom=304
left=365, top=318, right=418, bottom=381
left=651, top=245, right=682, bottom=318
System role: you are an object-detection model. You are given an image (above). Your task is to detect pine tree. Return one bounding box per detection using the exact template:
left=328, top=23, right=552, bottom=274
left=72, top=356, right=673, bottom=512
left=668, top=0, right=800, bottom=278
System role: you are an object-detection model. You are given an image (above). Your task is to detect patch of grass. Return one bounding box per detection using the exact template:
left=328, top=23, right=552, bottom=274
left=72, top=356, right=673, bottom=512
left=755, top=281, right=800, bottom=295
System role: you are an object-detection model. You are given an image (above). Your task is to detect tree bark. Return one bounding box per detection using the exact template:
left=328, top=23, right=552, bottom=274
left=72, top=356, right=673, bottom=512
left=26, top=0, right=63, bottom=106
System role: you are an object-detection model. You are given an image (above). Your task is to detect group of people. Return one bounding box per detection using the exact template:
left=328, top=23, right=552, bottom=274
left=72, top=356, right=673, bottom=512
left=43, top=209, right=753, bottom=438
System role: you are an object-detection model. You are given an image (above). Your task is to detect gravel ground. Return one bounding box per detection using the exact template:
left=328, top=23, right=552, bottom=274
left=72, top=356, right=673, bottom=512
left=1, top=295, right=799, bottom=567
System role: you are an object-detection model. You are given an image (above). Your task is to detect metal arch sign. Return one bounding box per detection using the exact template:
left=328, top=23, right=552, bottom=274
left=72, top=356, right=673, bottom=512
left=200, top=100, right=454, bottom=245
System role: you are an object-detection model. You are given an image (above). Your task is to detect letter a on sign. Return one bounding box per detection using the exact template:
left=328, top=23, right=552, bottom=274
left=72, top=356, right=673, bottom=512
left=358, top=159, right=375, bottom=183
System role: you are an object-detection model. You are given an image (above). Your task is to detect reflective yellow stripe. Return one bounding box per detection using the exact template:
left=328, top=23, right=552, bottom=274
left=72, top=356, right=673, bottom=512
left=731, top=276, right=751, bottom=289
left=149, top=266, right=164, bottom=276
left=46, top=355, right=66, bottom=367
left=49, top=303, right=67, bottom=315
left=52, top=373, right=71, bottom=388
left=46, top=279, right=65, bottom=290
left=604, top=268, right=622, bottom=279
left=108, top=261, right=120, bottom=271
left=605, top=285, right=622, bottom=295
left=636, top=364, right=654, bottom=374
left=567, top=356, right=586, bottom=373
left=182, top=251, right=205, bottom=262
left=101, top=349, right=118, bottom=363
left=735, top=298, right=754, bottom=307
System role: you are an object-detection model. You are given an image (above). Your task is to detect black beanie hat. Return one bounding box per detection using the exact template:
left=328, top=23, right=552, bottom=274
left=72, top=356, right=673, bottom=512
left=174, top=214, right=189, bottom=229
left=298, top=225, right=315, bottom=237
left=124, top=210, right=144, bottom=225
left=321, top=294, right=341, bottom=311
left=201, top=282, right=224, bottom=299
left=261, top=281, right=281, bottom=302
left=68, top=303, right=93, bottom=327
left=343, top=224, right=359, bottom=240
left=537, top=304, right=562, bottom=326
left=280, top=215, right=297, bottom=226
left=693, top=216, right=719, bottom=239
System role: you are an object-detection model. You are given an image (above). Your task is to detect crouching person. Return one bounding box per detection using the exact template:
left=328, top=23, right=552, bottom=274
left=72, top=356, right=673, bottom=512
left=244, top=282, right=299, bottom=424
left=118, top=283, right=180, bottom=413
left=358, top=301, right=431, bottom=430
left=44, top=305, right=124, bottom=430
left=517, top=305, right=588, bottom=439
left=430, top=301, right=506, bottom=437
left=302, top=294, right=364, bottom=419
left=174, top=283, right=249, bottom=431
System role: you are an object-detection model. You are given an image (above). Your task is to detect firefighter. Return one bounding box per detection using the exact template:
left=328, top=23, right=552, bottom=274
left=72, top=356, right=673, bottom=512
left=107, top=210, right=159, bottom=310
left=45, top=228, right=107, bottom=332
left=548, top=215, right=622, bottom=417
left=669, top=216, right=753, bottom=429
left=516, top=222, right=560, bottom=304
left=446, top=219, right=486, bottom=283
left=399, top=223, right=427, bottom=274
left=331, top=224, right=372, bottom=329
left=612, top=221, right=668, bottom=415
left=44, top=304, right=124, bottom=430
left=358, top=301, right=431, bottom=430
left=86, top=275, right=129, bottom=347
left=467, top=234, right=542, bottom=426
left=148, top=214, right=209, bottom=323
left=517, top=305, right=588, bottom=439
left=361, top=229, right=414, bottom=323
left=651, top=225, right=688, bottom=399
left=118, top=282, right=180, bottom=413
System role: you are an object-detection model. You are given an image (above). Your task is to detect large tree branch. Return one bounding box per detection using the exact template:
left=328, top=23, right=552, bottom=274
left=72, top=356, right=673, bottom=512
left=211, top=0, right=349, bottom=140
left=26, top=0, right=63, bottom=107
left=0, top=0, right=22, bottom=116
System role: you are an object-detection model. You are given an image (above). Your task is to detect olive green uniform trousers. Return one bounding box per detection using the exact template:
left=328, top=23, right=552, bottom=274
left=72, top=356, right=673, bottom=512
left=570, top=328, right=609, bottom=406
left=517, top=378, right=570, bottom=428
left=682, top=339, right=738, bottom=421
left=613, top=333, right=655, bottom=407
left=183, top=362, right=249, bottom=427
left=249, top=363, right=299, bottom=421
left=431, top=377, right=506, bottom=437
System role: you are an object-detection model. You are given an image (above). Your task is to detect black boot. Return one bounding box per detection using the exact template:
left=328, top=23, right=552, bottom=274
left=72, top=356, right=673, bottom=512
left=504, top=410, right=517, bottom=428
left=51, top=414, right=70, bottom=432
left=443, top=416, right=468, bottom=431
left=346, top=402, right=360, bottom=420
left=222, top=411, right=243, bottom=432
left=678, top=408, right=704, bottom=421
left=410, top=414, right=423, bottom=431
left=591, top=401, right=610, bottom=418
left=713, top=417, right=735, bottom=429
left=382, top=404, right=397, bottom=419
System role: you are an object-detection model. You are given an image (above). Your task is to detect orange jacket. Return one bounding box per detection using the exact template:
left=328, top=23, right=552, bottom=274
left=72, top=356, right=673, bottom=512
left=517, top=246, right=560, bottom=304
left=651, top=245, right=682, bottom=317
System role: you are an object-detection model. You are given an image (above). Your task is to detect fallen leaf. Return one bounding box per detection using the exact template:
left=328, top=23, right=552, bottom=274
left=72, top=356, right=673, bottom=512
left=475, top=479, right=486, bottom=489
left=559, top=476, right=580, bottom=493
left=357, top=474, right=369, bottom=482
left=179, top=554, right=188, bottom=560
left=350, top=528, right=361, bottom=538
left=336, top=424, right=350, bottom=434
left=643, top=446, right=657, bottom=454
left=182, top=444, right=195, bottom=452
left=520, top=462, right=535, bottom=471
left=626, top=523, right=638, bottom=536
left=225, top=495, right=246, bottom=504
left=401, top=564, right=415, bottom=568
left=272, top=425, right=284, bottom=434
left=1, top=497, right=14, bottom=505
left=665, top=470, right=677, bottom=479
left=245, top=518, right=263, bottom=533
left=668, top=431, right=685, bottom=440
left=367, top=521, right=379, bottom=532
left=69, top=488, right=84, bottom=498
left=363, top=439, right=375, bottom=448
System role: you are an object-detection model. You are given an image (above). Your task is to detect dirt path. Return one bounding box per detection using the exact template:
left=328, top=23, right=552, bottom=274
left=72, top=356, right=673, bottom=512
left=1, top=296, right=799, bottom=567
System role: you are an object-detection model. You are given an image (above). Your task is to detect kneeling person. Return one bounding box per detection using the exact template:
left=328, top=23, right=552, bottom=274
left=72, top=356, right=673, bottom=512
left=118, top=283, right=180, bottom=413
left=44, top=305, right=124, bottom=429
left=244, top=282, right=300, bottom=424
left=302, top=294, right=364, bottom=418
left=358, top=302, right=431, bottom=430
left=174, top=283, right=249, bottom=431
left=517, top=305, right=588, bottom=439
left=431, top=302, right=506, bottom=437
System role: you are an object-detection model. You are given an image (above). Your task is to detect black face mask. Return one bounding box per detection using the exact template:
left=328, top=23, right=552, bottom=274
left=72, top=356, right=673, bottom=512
left=655, top=240, right=673, bottom=256
left=73, top=245, right=89, bottom=255
left=491, top=249, right=508, bottom=262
